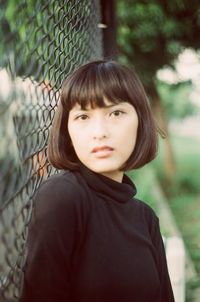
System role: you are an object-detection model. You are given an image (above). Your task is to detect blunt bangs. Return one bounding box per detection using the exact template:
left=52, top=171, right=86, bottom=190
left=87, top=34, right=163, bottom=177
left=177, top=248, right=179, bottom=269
left=61, top=60, right=138, bottom=110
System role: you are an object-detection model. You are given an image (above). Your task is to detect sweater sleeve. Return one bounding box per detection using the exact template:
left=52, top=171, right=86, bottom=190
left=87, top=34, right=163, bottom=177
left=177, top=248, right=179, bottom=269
left=150, top=215, right=175, bottom=302
left=20, top=176, right=83, bottom=302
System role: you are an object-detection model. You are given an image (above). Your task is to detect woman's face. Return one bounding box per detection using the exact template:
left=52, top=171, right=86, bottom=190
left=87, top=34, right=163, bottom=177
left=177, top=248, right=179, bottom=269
left=68, top=99, right=138, bottom=182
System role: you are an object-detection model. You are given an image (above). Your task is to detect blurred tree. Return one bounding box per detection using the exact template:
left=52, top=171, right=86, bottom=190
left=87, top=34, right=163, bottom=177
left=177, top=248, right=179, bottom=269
left=117, top=0, right=200, bottom=182
left=157, top=80, right=195, bottom=119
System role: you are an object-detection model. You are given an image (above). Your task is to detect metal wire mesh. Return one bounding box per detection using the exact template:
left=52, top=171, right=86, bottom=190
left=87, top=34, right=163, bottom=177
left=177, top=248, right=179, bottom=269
left=0, top=0, right=102, bottom=300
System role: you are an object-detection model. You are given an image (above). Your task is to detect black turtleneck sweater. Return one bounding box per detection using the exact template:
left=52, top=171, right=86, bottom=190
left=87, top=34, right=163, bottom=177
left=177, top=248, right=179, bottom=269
left=21, top=165, right=174, bottom=302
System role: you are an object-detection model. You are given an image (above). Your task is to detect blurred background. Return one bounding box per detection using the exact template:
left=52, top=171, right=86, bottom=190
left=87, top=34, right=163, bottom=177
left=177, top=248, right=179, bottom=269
left=0, top=0, right=200, bottom=301
left=117, top=2, right=200, bottom=301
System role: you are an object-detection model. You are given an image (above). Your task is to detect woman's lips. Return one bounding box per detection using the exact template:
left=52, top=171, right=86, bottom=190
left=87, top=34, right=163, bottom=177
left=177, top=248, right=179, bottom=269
left=92, top=146, right=114, bottom=158
left=92, top=146, right=114, bottom=153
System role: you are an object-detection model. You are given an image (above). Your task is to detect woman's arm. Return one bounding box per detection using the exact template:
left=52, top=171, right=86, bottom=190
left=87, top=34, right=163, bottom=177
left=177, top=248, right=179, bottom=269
left=20, top=176, right=81, bottom=302
left=151, top=216, right=175, bottom=302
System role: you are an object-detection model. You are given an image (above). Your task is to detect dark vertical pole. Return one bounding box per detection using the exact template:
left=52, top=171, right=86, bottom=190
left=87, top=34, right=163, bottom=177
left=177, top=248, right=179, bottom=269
left=100, top=0, right=117, bottom=60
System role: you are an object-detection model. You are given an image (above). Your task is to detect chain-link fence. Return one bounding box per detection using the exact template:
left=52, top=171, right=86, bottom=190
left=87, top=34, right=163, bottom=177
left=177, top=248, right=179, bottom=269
left=0, top=1, right=103, bottom=300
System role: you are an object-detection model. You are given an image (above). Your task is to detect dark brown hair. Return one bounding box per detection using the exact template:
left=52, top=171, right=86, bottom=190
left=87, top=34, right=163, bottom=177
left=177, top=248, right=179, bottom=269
left=48, top=60, right=158, bottom=171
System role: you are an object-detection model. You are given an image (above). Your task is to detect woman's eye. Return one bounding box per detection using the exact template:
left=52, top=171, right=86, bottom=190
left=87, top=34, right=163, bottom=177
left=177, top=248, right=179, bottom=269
left=75, top=114, right=88, bottom=121
left=110, top=110, right=125, bottom=117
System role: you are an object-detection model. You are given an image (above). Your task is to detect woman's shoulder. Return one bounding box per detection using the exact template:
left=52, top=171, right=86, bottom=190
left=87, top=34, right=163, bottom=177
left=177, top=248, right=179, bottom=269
left=33, top=170, right=88, bottom=214
left=30, top=170, right=89, bottom=239
left=134, top=197, right=159, bottom=224
left=38, top=170, right=81, bottom=193
left=133, top=198, right=161, bottom=241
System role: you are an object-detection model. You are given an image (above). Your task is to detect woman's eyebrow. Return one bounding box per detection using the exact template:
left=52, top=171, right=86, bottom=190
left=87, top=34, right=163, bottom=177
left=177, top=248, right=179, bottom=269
left=72, top=103, right=127, bottom=112
left=101, top=102, right=128, bottom=109
left=103, top=103, right=121, bottom=108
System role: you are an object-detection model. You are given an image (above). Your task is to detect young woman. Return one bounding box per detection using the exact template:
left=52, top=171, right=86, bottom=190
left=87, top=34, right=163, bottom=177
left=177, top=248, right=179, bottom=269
left=21, top=60, right=174, bottom=302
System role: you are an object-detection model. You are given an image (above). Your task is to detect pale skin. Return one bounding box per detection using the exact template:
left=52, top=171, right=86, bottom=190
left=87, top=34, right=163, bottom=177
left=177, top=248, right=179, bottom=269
left=68, top=99, right=139, bottom=183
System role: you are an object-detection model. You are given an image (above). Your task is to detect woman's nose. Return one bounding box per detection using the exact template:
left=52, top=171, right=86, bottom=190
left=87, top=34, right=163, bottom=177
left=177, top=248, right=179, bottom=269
left=92, top=118, right=108, bottom=140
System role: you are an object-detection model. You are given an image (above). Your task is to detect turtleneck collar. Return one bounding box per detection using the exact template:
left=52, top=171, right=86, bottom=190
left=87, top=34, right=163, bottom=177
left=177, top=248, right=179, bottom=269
left=79, top=164, right=137, bottom=204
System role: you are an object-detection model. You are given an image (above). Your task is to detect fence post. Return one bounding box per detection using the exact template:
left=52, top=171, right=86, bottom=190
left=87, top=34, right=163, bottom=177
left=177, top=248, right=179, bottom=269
left=100, top=0, right=117, bottom=59
left=166, top=236, right=185, bottom=302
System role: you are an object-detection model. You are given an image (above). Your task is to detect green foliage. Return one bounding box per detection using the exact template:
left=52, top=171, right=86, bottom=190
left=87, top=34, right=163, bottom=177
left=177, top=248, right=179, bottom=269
left=0, top=0, right=39, bottom=74
left=128, top=165, right=158, bottom=212
left=157, top=80, right=197, bottom=119
left=154, top=135, right=200, bottom=195
left=5, top=0, right=35, bottom=41
left=172, top=137, right=200, bottom=195
left=1, top=0, right=90, bottom=83
left=153, top=134, right=200, bottom=300
left=117, top=0, right=200, bottom=88
left=170, top=192, right=200, bottom=300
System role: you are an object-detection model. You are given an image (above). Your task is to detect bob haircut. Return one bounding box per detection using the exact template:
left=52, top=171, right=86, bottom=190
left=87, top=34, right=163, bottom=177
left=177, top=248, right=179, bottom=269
left=48, top=60, right=158, bottom=171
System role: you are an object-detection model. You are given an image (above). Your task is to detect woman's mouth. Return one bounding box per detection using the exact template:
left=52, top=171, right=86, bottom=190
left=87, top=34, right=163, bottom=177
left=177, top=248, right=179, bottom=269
left=92, top=146, right=114, bottom=158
